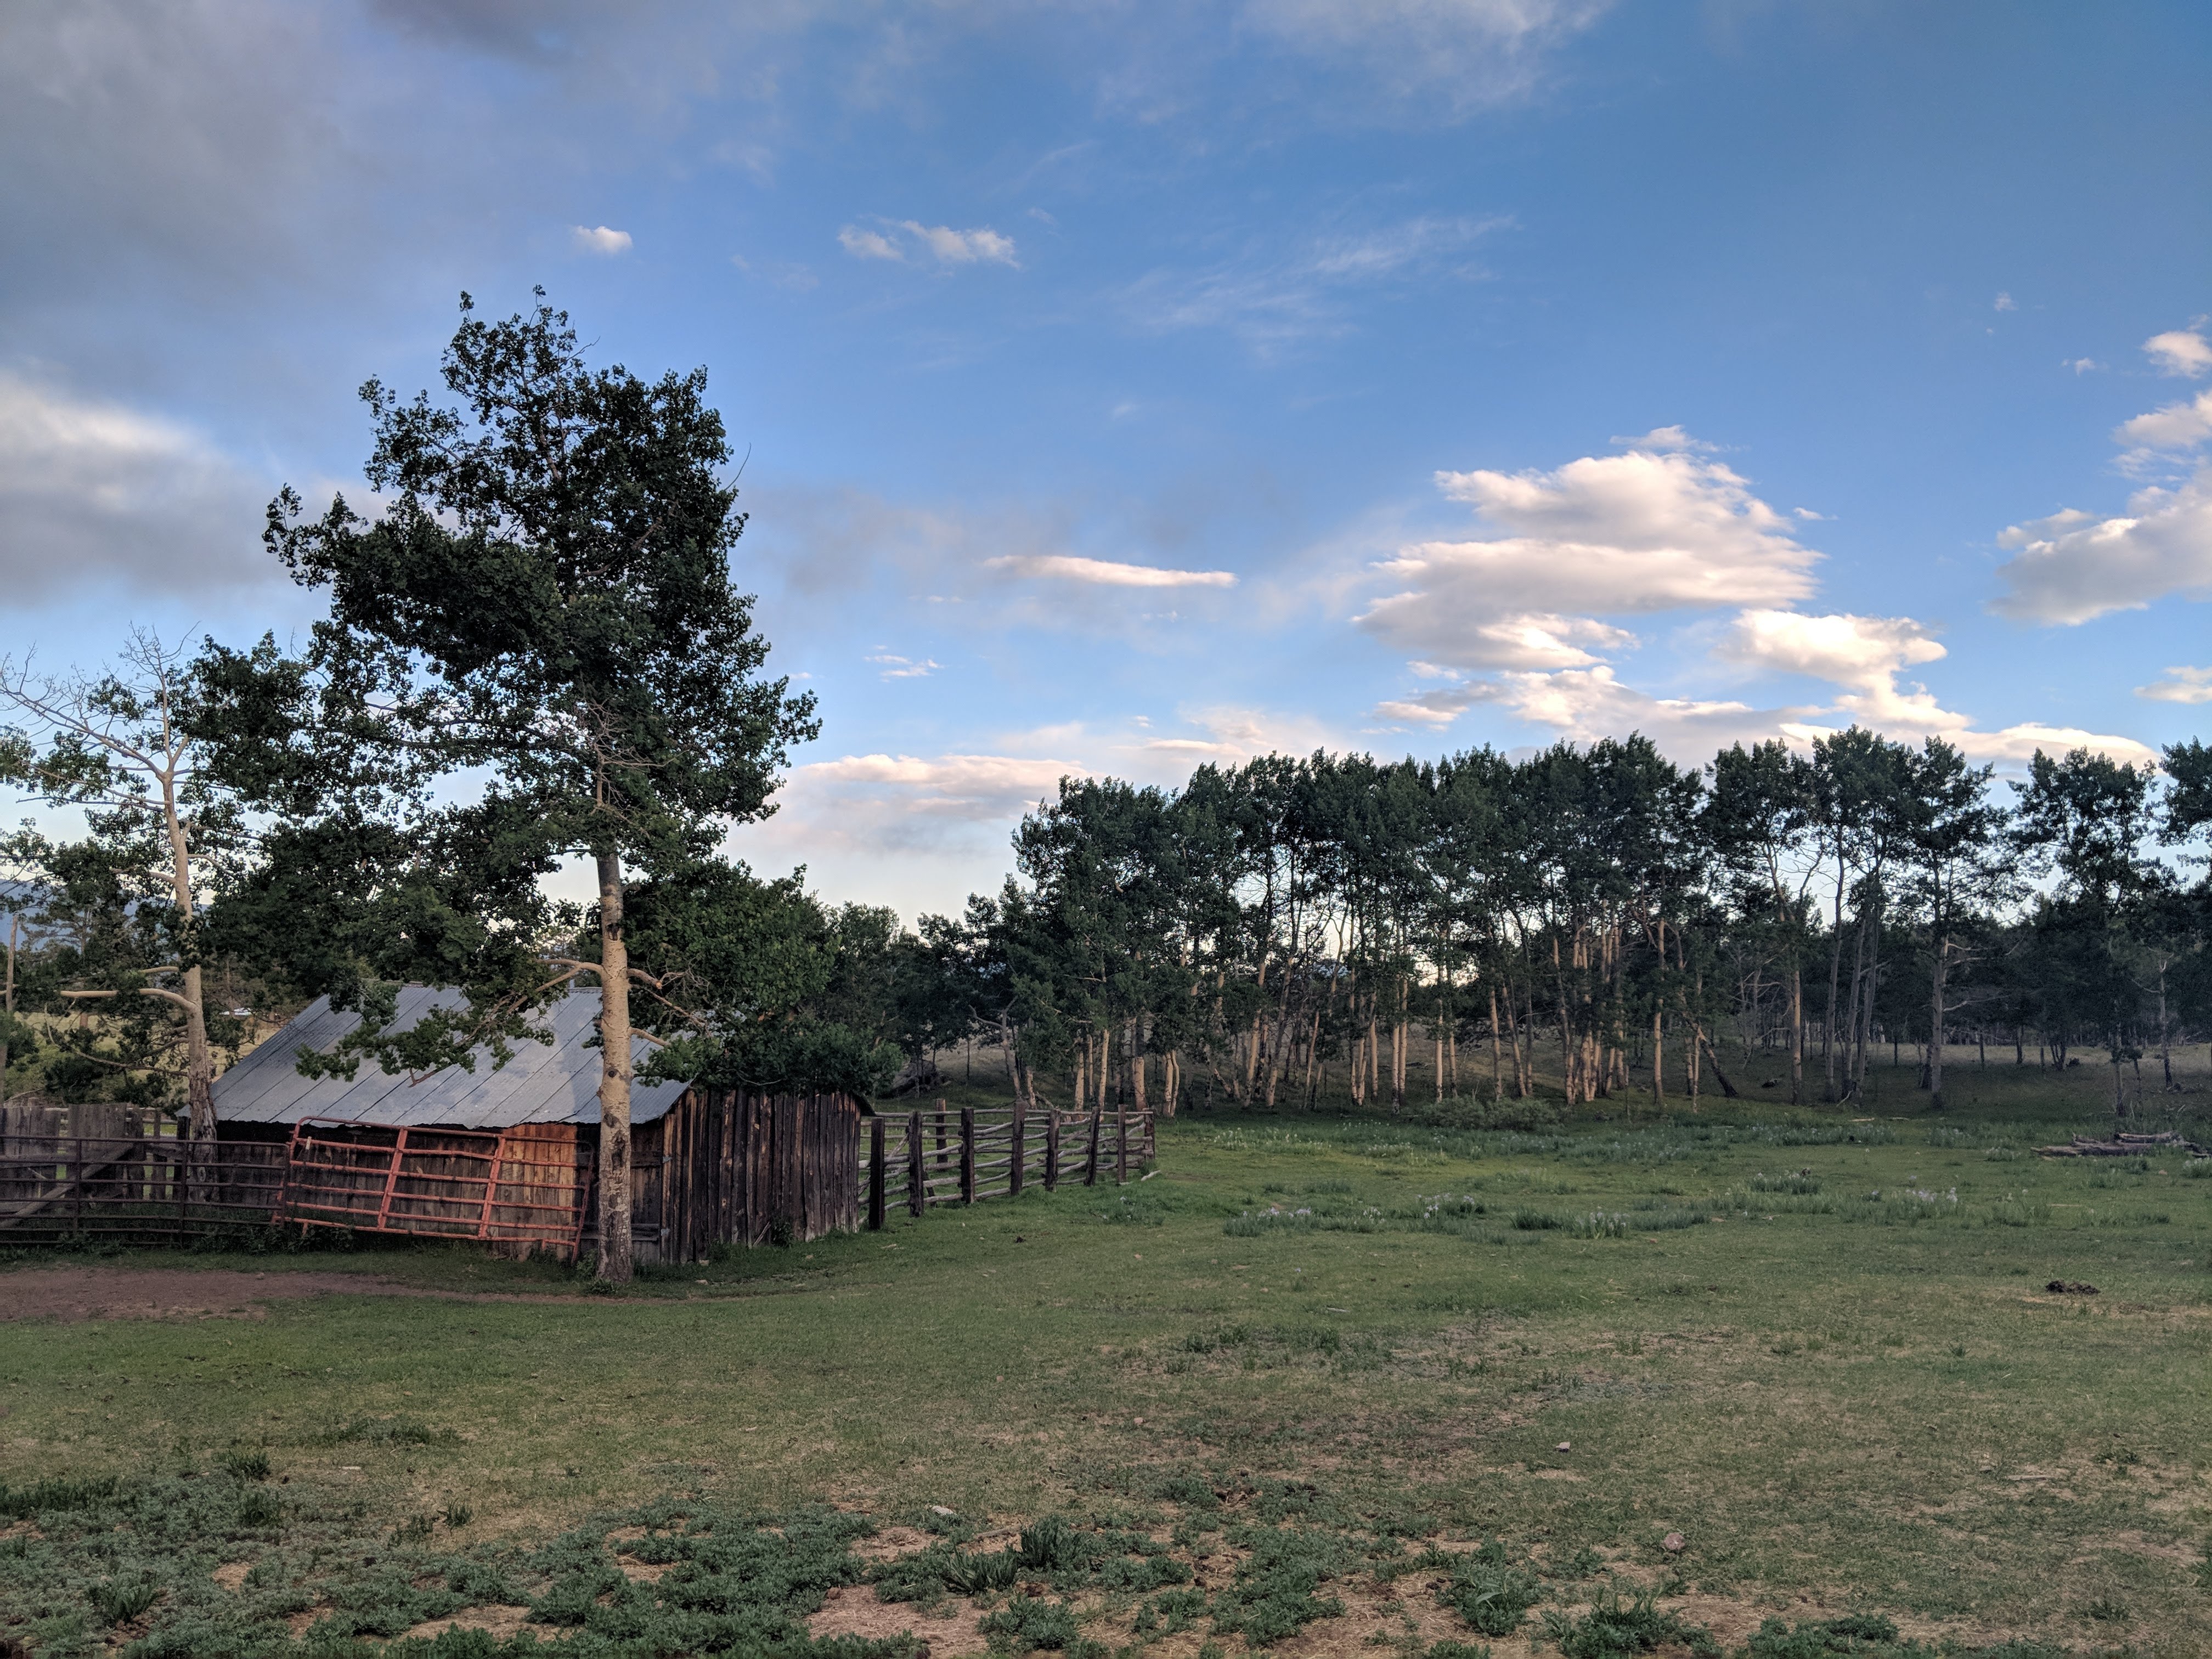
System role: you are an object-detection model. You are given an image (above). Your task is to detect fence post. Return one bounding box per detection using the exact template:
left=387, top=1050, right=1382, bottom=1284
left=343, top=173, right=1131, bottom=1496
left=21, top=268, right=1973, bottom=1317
left=1045, top=1110, right=1060, bottom=1190
left=1010, top=1098, right=1026, bottom=1197
left=907, top=1111, right=925, bottom=1216
left=935, top=1102, right=949, bottom=1174
left=960, top=1107, right=975, bottom=1204
left=1084, top=1107, right=1101, bottom=1187
left=868, top=1116, right=887, bottom=1231
left=1116, top=1105, right=1129, bottom=1185
left=72, top=1133, right=85, bottom=1235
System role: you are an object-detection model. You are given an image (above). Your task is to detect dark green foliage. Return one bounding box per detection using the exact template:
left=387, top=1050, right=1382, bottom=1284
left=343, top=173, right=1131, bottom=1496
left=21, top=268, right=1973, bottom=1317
left=87, top=1576, right=160, bottom=1625
left=1015, top=1515, right=1088, bottom=1573
left=1744, top=1613, right=1928, bottom=1656
left=235, top=1487, right=283, bottom=1528
left=1427, top=1643, right=1494, bottom=1659
left=215, top=1447, right=270, bottom=1482
left=0, top=1471, right=918, bottom=1659
left=1541, top=1588, right=1718, bottom=1658
left=978, top=1594, right=1085, bottom=1651
left=1440, top=1550, right=1542, bottom=1636
left=1206, top=1527, right=1352, bottom=1645
left=942, top=1549, right=1022, bottom=1594
left=0, top=1473, right=120, bottom=1517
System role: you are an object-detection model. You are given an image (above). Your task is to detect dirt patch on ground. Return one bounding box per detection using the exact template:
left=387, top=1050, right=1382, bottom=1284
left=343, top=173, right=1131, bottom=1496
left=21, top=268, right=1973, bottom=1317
left=853, top=1525, right=938, bottom=1561
left=210, top=1561, right=252, bottom=1591
left=402, top=1605, right=536, bottom=1642
left=0, top=1266, right=586, bottom=1322
left=808, top=1587, right=990, bottom=1655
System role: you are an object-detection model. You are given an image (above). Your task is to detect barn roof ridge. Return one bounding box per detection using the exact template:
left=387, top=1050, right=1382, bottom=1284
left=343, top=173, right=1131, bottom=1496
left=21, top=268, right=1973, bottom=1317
left=210, top=985, right=691, bottom=1128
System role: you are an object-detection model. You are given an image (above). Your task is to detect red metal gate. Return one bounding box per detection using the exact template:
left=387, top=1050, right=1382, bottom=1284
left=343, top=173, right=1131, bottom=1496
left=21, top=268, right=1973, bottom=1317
left=279, top=1119, right=591, bottom=1256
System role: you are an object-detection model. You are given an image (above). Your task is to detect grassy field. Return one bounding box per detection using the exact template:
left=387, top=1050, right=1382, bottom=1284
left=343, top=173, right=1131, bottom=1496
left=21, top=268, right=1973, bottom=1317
left=4, top=1058, right=2210, bottom=1657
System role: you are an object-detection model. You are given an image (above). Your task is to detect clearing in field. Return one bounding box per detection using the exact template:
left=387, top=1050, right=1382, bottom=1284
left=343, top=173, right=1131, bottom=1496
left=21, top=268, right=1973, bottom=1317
left=4, top=1063, right=2209, bottom=1658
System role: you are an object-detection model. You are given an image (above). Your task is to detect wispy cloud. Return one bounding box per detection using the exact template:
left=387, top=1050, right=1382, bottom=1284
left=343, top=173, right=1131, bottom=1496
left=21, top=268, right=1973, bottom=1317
left=1994, top=291, right=2016, bottom=312
left=838, top=219, right=1019, bottom=267
left=867, top=653, right=941, bottom=679
left=986, top=554, right=1236, bottom=589
left=1122, top=212, right=1508, bottom=350
left=0, top=371, right=274, bottom=601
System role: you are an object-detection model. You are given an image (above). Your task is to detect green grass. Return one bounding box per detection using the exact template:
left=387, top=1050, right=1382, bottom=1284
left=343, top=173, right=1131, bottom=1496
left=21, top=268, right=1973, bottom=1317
left=4, top=1057, right=2211, bottom=1655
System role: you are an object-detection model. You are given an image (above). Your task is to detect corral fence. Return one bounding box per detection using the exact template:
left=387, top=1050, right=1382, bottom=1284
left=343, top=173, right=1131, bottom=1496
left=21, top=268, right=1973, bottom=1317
left=1, top=1097, right=1158, bottom=1252
left=859, top=1101, right=1156, bottom=1229
left=0, top=1125, right=287, bottom=1246
left=0, top=1107, right=590, bottom=1254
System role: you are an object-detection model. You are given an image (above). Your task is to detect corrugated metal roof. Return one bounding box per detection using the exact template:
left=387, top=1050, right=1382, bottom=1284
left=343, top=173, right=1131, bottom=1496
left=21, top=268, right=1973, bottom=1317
left=211, top=986, right=691, bottom=1128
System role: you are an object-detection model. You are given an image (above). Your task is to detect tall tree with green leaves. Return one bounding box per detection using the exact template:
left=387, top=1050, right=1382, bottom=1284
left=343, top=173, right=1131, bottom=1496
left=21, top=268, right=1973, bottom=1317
left=222, top=292, right=816, bottom=1279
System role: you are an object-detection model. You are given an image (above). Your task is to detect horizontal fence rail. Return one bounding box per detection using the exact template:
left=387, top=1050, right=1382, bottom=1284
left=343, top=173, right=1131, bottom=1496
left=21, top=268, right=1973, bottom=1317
left=281, top=1119, right=591, bottom=1255
left=0, top=1134, right=288, bottom=1245
left=856, top=1102, right=1156, bottom=1230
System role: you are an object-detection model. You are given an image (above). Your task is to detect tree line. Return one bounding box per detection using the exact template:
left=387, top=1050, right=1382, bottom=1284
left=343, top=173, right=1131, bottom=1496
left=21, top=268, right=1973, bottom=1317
left=901, top=733, right=2212, bottom=1126
left=7, top=291, right=2211, bottom=1280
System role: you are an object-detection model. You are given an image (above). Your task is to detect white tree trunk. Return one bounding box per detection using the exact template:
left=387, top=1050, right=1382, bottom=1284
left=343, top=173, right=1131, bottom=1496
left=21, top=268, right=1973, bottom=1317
left=595, top=848, right=634, bottom=1282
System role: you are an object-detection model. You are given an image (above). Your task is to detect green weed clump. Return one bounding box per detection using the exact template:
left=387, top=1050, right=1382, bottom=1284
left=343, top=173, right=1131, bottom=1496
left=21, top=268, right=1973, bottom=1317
left=1439, top=1547, right=1542, bottom=1637
left=978, top=1593, right=1088, bottom=1652
left=1541, top=1587, right=1718, bottom=1657
left=1206, top=1527, right=1352, bottom=1645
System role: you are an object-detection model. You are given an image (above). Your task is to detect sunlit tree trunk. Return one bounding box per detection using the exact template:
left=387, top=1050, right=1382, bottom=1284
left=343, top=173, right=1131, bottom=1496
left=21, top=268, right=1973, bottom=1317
left=595, top=847, right=634, bottom=1283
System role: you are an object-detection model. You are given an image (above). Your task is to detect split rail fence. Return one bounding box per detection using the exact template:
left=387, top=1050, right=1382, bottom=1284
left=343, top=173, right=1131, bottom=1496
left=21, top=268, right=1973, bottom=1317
left=858, top=1102, right=1155, bottom=1229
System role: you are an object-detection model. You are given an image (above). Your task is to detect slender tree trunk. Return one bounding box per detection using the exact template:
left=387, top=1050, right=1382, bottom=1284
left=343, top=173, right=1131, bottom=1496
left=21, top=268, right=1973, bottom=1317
left=1825, top=857, right=1849, bottom=1095
left=2159, top=964, right=2173, bottom=1088
left=595, top=847, right=634, bottom=1283
left=1927, top=929, right=1948, bottom=1107
left=0, top=913, right=16, bottom=1099
left=158, top=770, right=216, bottom=1140
left=1488, top=983, right=1504, bottom=1103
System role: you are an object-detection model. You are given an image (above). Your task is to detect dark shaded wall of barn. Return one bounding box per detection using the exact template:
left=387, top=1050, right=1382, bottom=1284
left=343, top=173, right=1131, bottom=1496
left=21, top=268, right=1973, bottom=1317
left=629, top=1090, right=860, bottom=1261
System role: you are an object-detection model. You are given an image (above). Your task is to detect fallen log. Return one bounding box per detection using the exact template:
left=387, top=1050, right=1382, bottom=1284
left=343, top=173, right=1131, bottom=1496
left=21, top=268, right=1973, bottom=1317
left=2038, top=1130, right=2209, bottom=1159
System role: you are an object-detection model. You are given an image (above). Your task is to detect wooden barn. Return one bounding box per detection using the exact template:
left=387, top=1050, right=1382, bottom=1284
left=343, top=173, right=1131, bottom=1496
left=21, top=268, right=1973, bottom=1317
left=208, top=986, right=862, bottom=1261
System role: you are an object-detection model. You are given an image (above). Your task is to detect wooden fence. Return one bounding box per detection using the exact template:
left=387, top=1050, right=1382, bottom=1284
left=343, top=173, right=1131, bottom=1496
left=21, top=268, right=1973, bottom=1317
left=0, top=1132, right=289, bottom=1245
left=859, top=1102, right=1155, bottom=1227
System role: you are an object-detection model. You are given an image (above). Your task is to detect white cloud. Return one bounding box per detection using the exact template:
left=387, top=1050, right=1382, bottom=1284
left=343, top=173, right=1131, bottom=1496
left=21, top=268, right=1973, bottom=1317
left=2066, top=358, right=2103, bottom=375
left=840, top=219, right=1018, bottom=267
left=571, top=224, right=632, bottom=255
left=1991, top=466, right=2212, bottom=625
left=2135, top=665, right=2212, bottom=704
left=0, top=372, right=273, bottom=601
left=1994, top=291, right=2016, bottom=312
left=867, top=653, right=941, bottom=679
left=796, top=752, right=1076, bottom=821
left=2116, top=389, right=2212, bottom=452
left=2145, top=323, right=2212, bottom=379
left=1791, top=506, right=1827, bottom=520
left=986, top=554, right=1236, bottom=589
left=1720, top=609, right=1945, bottom=690
left=1354, top=442, right=1818, bottom=668
left=899, top=221, right=1019, bottom=266
left=1610, top=424, right=1716, bottom=453
left=837, top=224, right=904, bottom=261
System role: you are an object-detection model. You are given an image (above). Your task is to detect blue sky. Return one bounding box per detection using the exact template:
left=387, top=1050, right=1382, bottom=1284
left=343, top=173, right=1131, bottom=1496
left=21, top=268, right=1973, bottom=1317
left=5, top=1, right=2211, bottom=918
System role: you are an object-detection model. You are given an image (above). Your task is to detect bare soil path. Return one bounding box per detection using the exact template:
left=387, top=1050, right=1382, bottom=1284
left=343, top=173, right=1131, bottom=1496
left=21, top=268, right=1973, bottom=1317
left=0, top=1265, right=584, bottom=1322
